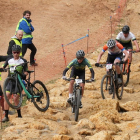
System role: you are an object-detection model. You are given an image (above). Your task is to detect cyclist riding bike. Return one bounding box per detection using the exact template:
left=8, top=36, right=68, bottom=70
left=2, top=45, right=28, bottom=122
left=116, top=25, right=140, bottom=71
left=95, top=39, right=129, bottom=84
left=62, top=50, right=95, bottom=108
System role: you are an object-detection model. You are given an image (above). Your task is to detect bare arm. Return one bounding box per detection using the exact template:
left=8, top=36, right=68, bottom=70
left=133, top=40, right=140, bottom=52
left=123, top=50, right=129, bottom=62
left=97, top=51, right=104, bottom=63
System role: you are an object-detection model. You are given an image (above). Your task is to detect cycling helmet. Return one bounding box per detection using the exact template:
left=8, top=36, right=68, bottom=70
left=107, top=39, right=116, bottom=48
left=76, top=50, right=85, bottom=58
left=122, top=25, right=130, bottom=34
left=12, top=44, right=21, bottom=52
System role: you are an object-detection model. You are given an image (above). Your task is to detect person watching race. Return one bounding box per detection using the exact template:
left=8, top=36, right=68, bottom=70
left=116, top=25, right=140, bottom=71
left=2, top=44, right=28, bottom=122
left=95, top=39, right=129, bottom=84
left=62, top=50, right=95, bottom=108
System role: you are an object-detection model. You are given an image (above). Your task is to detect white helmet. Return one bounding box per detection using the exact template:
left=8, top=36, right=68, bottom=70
left=107, top=39, right=116, bottom=48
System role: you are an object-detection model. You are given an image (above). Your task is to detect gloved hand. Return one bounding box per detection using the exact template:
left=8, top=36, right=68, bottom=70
left=22, top=74, right=26, bottom=80
left=95, top=63, right=99, bottom=67
left=120, top=60, right=125, bottom=64
left=90, top=78, right=95, bottom=81
left=62, top=76, right=67, bottom=80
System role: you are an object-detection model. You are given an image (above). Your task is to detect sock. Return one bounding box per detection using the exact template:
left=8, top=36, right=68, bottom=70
left=5, top=110, right=9, bottom=118
left=80, top=95, right=82, bottom=101
left=17, top=109, right=22, bottom=117
left=69, top=93, right=73, bottom=98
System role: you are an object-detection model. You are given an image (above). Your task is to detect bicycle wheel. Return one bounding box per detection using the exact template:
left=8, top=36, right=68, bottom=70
left=75, top=89, right=81, bottom=121
left=3, top=77, right=22, bottom=109
left=116, top=73, right=123, bottom=100
left=101, top=74, right=115, bottom=99
left=32, top=80, right=49, bottom=112
left=120, top=63, right=130, bottom=87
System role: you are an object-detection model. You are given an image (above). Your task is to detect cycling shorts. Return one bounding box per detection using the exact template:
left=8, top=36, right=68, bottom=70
left=6, top=80, right=21, bottom=94
left=106, top=52, right=123, bottom=64
left=70, top=67, right=85, bottom=83
left=121, top=42, right=133, bottom=50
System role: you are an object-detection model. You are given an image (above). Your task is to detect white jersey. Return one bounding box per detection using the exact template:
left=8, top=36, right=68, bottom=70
left=116, top=31, right=136, bottom=43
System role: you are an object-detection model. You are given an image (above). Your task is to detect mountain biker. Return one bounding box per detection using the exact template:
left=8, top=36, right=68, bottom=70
left=116, top=25, right=140, bottom=71
left=95, top=39, right=129, bottom=84
left=2, top=45, right=28, bottom=122
left=62, top=50, right=95, bottom=108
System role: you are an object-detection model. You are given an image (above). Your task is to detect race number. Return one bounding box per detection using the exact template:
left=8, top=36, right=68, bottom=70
left=106, top=64, right=112, bottom=70
left=75, top=79, right=82, bottom=84
left=10, top=66, right=16, bottom=73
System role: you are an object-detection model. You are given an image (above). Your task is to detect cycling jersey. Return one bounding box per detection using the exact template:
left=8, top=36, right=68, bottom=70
left=3, top=56, right=28, bottom=76
left=67, top=58, right=92, bottom=70
left=63, top=58, right=94, bottom=79
left=116, top=32, right=136, bottom=43
left=102, top=42, right=125, bottom=55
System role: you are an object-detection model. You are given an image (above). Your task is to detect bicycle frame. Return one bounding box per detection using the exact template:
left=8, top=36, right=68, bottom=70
left=16, top=73, right=40, bottom=99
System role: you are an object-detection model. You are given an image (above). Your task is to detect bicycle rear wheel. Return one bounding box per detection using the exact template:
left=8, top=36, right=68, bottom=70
left=101, top=74, right=115, bottom=99
left=75, top=89, right=81, bottom=121
left=3, top=77, right=22, bottom=109
left=116, top=73, right=123, bottom=100
left=32, top=80, right=49, bottom=112
left=120, top=62, right=130, bottom=87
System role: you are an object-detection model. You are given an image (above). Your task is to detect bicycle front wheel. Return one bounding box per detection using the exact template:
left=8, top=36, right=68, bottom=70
left=32, top=80, right=49, bottom=112
left=75, top=89, right=81, bottom=121
left=3, top=77, right=22, bottom=109
left=116, top=73, right=123, bottom=100
left=101, top=74, right=115, bottom=99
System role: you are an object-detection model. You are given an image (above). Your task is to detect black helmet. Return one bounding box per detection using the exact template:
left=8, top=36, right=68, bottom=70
left=76, top=50, right=85, bottom=58
left=107, top=39, right=116, bottom=48
left=122, top=25, right=130, bottom=34
left=12, top=44, right=21, bottom=52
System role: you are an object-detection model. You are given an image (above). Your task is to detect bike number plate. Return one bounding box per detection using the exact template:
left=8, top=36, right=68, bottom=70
left=10, top=66, right=16, bottom=73
left=106, top=64, right=112, bottom=70
left=75, top=79, right=82, bottom=84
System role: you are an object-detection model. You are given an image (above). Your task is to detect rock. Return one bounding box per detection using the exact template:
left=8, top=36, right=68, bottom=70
left=76, top=119, right=95, bottom=129
left=78, top=129, right=93, bottom=135
left=89, top=110, right=119, bottom=132
left=123, top=87, right=134, bottom=93
left=85, top=131, right=113, bottom=140
left=52, top=135, right=73, bottom=140
left=120, top=101, right=140, bottom=111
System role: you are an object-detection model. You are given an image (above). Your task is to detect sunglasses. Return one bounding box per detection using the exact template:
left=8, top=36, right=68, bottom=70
left=13, top=51, right=20, bottom=54
left=77, top=57, right=84, bottom=60
left=110, top=46, right=115, bottom=50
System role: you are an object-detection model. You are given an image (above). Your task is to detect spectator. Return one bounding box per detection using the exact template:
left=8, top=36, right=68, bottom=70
left=7, top=30, right=23, bottom=57
left=15, top=10, right=37, bottom=66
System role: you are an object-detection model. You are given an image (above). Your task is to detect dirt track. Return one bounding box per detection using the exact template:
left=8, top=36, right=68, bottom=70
left=1, top=0, right=140, bottom=139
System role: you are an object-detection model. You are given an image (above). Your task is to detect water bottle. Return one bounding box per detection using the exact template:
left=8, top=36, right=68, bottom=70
left=22, top=80, right=27, bottom=87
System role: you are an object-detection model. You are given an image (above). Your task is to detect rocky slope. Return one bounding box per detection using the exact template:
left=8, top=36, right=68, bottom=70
left=1, top=0, right=140, bottom=140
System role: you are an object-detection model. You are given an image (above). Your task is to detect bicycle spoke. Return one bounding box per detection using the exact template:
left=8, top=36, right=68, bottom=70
left=32, top=80, right=49, bottom=112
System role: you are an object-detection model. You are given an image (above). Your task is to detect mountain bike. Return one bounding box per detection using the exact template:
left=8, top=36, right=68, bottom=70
left=64, top=78, right=94, bottom=121
left=3, top=62, right=49, bottom=112
left=100, top=63, right=123, bottom=100
left=120, top=51, right=135, bottom=87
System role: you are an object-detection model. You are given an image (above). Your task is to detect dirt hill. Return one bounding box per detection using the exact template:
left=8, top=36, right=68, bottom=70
left=1, top=0, right=140, bottom=139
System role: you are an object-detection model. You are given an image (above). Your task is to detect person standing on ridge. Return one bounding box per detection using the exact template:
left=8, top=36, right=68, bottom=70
left=15, top=10, right=37, bottom=66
